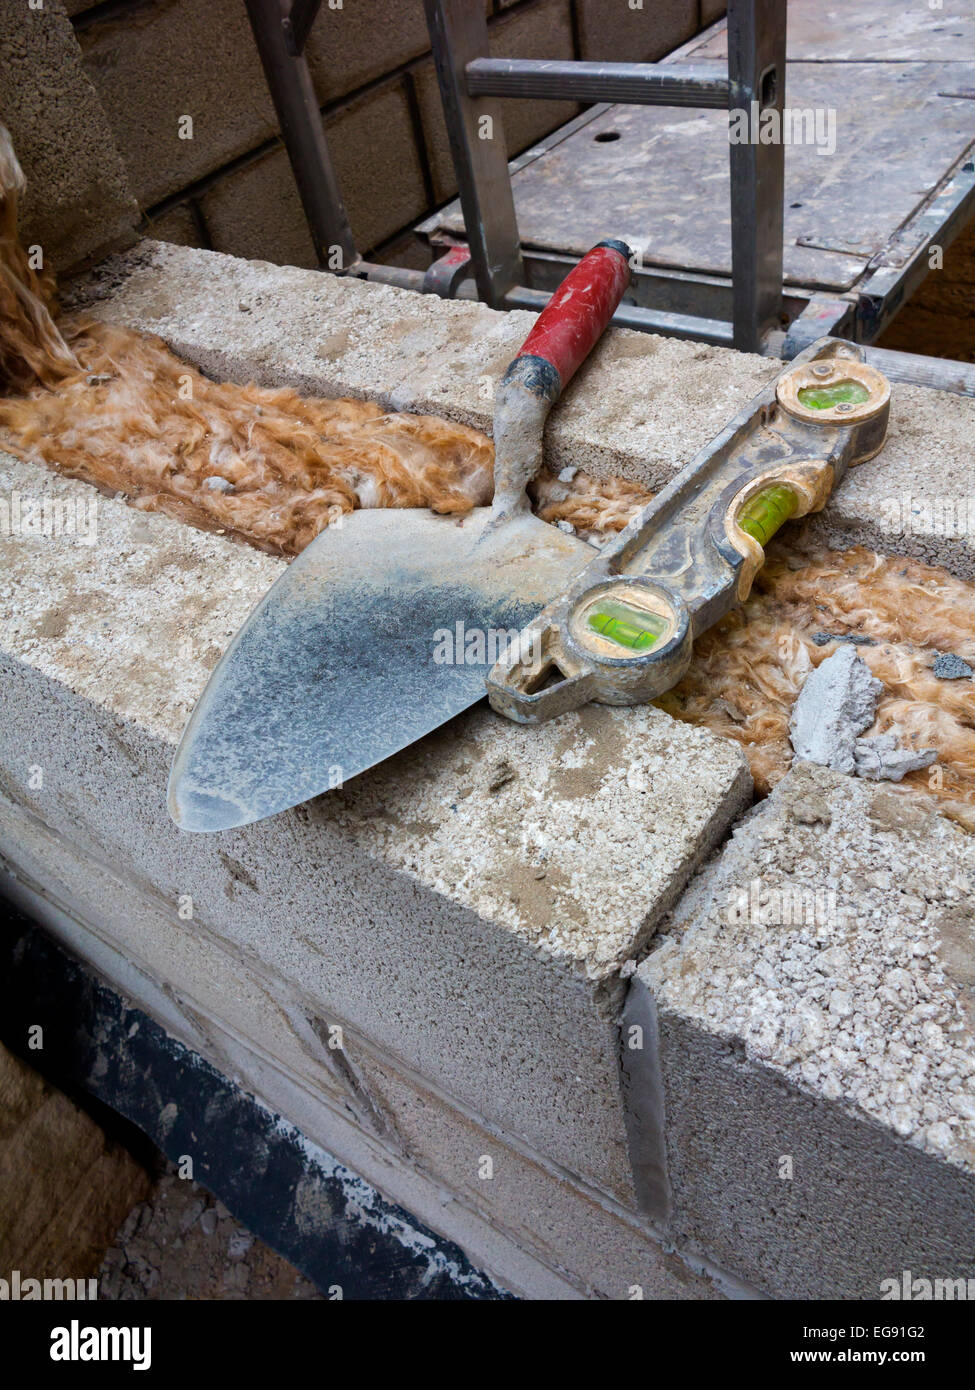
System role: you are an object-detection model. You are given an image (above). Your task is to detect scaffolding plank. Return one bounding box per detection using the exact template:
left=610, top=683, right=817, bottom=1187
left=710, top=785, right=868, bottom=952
left=434, top=61, right=975, bottom=294
left=691, top=0, right=975, bottom=63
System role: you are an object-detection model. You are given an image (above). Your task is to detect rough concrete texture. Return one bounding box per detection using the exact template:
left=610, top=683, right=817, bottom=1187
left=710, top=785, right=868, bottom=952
left=323, top=705, right=752, bottom=986
left=65, top=242, right=975, bottom=580
left=202, top=81, right=428, bottom=266
left=143, top=202, right=201, bottom=251
left=200, top=146, right=317, bottom=272
left=632, top=762, right=975, bottom=1297
left=0, top=740, right=725, bottom=1301
left=77, top=0, right=279, bottom=209
left=575, top=0, right=697, bottom=63
left=853, top=733, right=938, bottom=783
left=789, top=645, right=883, bottom=774
left=807, top=381, right=975, bottom=579
left=0, top=446, right=749, bottom=1272
left=790, top=647, right=936, bottom=783
left=101, top=1163, right=324, bottom=1301
left=933, top=653, right=974, bottom=680
left=74, top=0, right=592, bottom=261
left=65, top=241, right=777, bottom=489
left=0, top=0, right=139, bottom=270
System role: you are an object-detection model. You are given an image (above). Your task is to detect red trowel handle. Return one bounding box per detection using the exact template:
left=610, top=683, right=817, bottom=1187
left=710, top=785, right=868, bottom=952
left=516, top=238, right=632, bottom=391
left=492, top=239, right=632, bottom=516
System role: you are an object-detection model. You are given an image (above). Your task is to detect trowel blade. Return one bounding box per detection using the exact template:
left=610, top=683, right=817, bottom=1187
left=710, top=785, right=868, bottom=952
left=168, top=507, right=592, bottom=832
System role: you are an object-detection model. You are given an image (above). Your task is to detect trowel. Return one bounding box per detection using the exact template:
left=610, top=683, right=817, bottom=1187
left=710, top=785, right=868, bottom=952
left=169, top=240, right=633, bottom=831
left=169, top=242, right=893, bottom=834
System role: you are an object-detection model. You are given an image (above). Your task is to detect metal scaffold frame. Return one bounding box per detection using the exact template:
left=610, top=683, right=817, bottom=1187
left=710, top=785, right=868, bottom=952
left=422, top=0, right=785, bottom=352
left=244, top=0, right=975, bottom=395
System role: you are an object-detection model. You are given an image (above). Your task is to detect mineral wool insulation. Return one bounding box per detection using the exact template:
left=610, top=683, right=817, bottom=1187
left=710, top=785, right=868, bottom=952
left=0, top=125, right=972, bottom=828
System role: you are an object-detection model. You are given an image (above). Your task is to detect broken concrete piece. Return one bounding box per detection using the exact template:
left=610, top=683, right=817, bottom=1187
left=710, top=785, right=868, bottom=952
left=811, top=631, right=875, bottom=647
left=933, top=652, right=973, bottom=680
left=789, top=645, right=883, bottom=774
left=853, top=731, right=937, bottom=781
left=791, top=648, right=937, bottom=783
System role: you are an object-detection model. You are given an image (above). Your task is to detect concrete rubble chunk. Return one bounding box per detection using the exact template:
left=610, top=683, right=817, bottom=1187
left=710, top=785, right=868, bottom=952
left=790, top=646, right=936, bottom=783
left=932, top=652, right=973, bottom=681
left=789, top=645, right=883, bottom=774
left=853, top=731, right=937, bottom=782
left=0, top=0, right=139, bottom=270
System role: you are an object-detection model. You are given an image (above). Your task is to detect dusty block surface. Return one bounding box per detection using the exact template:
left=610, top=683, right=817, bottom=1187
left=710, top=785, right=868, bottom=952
left=628, top=763, right=975, bottom=1298
left=0, top=448, right=749, bottom=1288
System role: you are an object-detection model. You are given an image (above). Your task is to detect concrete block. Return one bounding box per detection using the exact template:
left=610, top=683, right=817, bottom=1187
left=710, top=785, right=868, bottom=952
left=0, top=0, right=139, bottom=270
left=70, top=243, right=975, bottom=579
left=628, top=762, right=975, bottom=1297
left=201, top=147, right=318, bottom=271
left=203, top=81, right=428, bottom=265
left=376, top=230, right=434, bottom=272
left=803, top=383, right=975, bottom=581
left=346, top=1048, right=723, bottom=1300
left=0, top=447, right=750, bottom=1207
left=143, top=202, right=202, bottom=250
left=415, top=0, right=580, bottom=203
left=0, top=793, right=355, bottom=1119
left=78, top=0, right=278, bottom=208
left=67, top=241, right=778, bottom=490
left=304, top=0, right=431, bottom=106
left=3, top=867, right=578, bottom=1299
left=0, top=777, right=725, bottom=1299
left=575, top=0, right=697, bottom=64
left=324, top=80, right=429, bottom=253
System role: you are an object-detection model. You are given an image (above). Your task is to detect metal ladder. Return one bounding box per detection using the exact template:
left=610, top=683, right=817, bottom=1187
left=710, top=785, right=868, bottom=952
left=245, top=0, right=787, bottom=354
left=242, top=1, right=975, bottom=394
left=423, top=0, right=786, bottom=352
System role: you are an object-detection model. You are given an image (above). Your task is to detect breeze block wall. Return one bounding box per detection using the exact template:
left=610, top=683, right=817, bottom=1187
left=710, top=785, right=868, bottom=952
left=64, top=0, right=712, bottom=271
